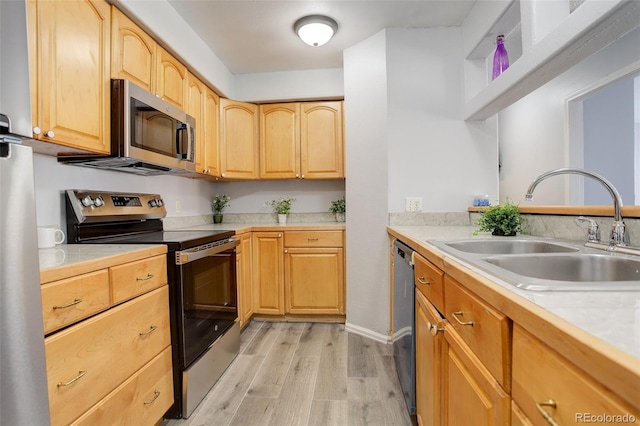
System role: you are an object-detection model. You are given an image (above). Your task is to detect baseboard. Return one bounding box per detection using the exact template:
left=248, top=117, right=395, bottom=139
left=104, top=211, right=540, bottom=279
left=345, top=321, right=392, bottom=344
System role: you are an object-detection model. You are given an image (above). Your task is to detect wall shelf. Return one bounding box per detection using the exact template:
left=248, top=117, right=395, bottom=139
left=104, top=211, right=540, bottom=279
left=462, top=0, right=640, bottom=121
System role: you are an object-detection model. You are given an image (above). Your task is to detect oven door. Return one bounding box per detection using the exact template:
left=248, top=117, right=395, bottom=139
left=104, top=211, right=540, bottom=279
left=175, top=239, right=239, bottom=367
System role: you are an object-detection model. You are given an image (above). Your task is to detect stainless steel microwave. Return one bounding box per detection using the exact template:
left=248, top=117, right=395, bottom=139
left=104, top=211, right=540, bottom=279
left=58, top=79, right=196, bottom=176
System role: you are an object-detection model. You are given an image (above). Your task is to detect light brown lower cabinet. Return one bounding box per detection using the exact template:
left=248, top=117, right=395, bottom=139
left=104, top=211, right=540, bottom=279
left=237, top=232, right=253, bottom=327
left=512, top=324, right=640, bottom=426
left=415, top=288, right=444, bottom=426
left=252, top=230, right=345, bottom=316
left=443, top=324, right=510, bottom=425
left=45, top=286, right=171, bottom=426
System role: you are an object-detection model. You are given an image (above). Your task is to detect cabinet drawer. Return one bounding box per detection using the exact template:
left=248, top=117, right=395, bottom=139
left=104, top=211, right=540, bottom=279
left=71, top=346, right=174, bottom=426
left=110, top=255, right=167, bottom=304
left=444, top=276, right=511, bottom=390
left=41, top=270, right=110, bottom=334
left=413, top=253, right=444, bottom=313
left=512, top=325, right=640, bottom=426
left=45, top=286, right=170, bottom=426
left=284, top=230, right=343, bottom=248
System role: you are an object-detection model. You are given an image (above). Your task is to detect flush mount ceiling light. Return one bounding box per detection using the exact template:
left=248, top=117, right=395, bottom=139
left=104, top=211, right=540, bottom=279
left=294, top=15, right=338, bottom=47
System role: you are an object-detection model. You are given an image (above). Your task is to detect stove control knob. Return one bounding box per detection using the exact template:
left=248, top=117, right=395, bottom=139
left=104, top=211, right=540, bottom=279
left=93, top=196, right=104, bottom=208
left=148, top=199, right=158, bottom=208
left=156, top=198, right=164, bottom=207
left=81, top=195, right=94, bottom=207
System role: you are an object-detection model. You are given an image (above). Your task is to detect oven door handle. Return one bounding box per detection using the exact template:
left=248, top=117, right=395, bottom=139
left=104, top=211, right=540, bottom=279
left=175, top=238, right=239, bottom=265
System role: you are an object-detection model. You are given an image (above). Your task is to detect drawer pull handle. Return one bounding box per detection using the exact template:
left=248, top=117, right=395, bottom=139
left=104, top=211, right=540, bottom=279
left=417, top=276, right=430, bottom=285
left=452, top=311, right=474, bottom=326
left=139, top=325, right=157, bottom=336
left=535, top=399, right=559, bottom=426
left=308, top=238, right=319, bottom=241
left=57, top=370, right=87, bottom=387
left=52, top=298, right=82, bottom=310
left=136, top=274, right=154, bottom=281
left=144, top=390, right=161, bottom=405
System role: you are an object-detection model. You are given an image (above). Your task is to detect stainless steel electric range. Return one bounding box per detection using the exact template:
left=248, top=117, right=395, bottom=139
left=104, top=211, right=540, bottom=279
left=65, top=189, right=240, bottom=419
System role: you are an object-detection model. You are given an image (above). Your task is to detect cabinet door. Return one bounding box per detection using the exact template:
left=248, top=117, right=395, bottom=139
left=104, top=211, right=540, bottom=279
left=259, top=103, right=300, bottom=179
left=443, top=324, right=510, bottom=426
left=237, top=233, right=253, bottom=327
left=284, top=247, right=344, bottom=315
left=251, top=232, right=284, bottom=315
left=186, top=72, right=206, bottom=173
left=203, top=88, right=221, bottom=176
left=32, top=0, right=110, bottom=153
left=512, top=325, right=640, bottom=426
left=300, top=101, right=344, bottom=179
left=220, top=99, right=259, bottom=179
left=156, top=46, right=187, bottom=110
left=415, top=289, right=444, bottom=426
left=110, top=7, right=156, bottom=92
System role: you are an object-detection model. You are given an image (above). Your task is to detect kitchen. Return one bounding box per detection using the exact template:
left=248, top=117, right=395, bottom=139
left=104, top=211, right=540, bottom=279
left=1, top=0, right=639, bottom=425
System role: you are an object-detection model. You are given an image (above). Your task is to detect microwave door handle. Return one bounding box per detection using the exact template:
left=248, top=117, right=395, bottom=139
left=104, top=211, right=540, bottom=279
left=175, top=123, right=186, bottom=159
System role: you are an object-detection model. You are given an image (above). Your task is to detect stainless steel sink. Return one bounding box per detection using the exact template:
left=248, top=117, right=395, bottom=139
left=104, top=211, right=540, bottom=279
left=483, top=254, right=640, bottom=290
left=445, top=239, right=578, bottom=255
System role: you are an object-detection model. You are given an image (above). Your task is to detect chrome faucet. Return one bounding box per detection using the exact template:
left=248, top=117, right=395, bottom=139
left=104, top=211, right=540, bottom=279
left=525, top=168, right=628, bottom=247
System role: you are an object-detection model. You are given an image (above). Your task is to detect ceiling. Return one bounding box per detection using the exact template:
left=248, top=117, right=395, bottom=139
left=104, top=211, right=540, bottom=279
left=167, top=1, right=477, bottom=75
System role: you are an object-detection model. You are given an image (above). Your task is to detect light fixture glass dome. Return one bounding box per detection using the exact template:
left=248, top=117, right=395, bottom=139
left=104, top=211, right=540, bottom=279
left=294, top=15, right=338, bottom=47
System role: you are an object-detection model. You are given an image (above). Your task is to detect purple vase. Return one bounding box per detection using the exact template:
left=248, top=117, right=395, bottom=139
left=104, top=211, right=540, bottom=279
left=492, top=34, right=509, bottom=80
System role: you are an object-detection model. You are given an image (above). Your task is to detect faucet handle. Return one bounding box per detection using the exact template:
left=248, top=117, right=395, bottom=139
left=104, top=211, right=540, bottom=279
left=576, top=216, right=600, bottom=243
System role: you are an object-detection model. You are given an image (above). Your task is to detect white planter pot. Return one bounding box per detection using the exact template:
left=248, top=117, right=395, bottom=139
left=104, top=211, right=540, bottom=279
left=335, top=212, right=345, bottom=222
left=278, top=214, right=287, bottom=224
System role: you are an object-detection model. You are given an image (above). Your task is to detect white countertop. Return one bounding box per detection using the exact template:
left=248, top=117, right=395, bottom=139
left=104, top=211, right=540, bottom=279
left=171, top=222, right=346, bottom=232
left=38, top=244, right=162, bottom=270
left=389, top=225, right=640, bottom=360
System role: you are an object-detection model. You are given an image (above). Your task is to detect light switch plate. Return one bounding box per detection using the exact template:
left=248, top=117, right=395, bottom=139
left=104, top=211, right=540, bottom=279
left=405, top=197, right=422, bottom=212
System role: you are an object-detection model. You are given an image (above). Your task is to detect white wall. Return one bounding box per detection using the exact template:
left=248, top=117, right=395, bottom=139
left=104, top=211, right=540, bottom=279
left=234, top=69, right=344, bottom=102
left=344, top=30, right=390, bottom=341
left=33, top=154, right=344, bottom=230
left=386, top=28, right=498, bottom=212
left=344, top=27, right=498, bottom=341
left=499, top=27, right=640, bottom=205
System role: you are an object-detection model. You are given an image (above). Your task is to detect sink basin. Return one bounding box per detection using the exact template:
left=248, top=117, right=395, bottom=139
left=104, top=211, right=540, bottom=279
left=484, top=254, right=640, bottom=290
left=445, top=239, right=578, bottom=255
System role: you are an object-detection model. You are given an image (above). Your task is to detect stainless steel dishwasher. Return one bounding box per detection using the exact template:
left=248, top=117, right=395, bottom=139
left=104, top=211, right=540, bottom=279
left=392, top=240, right=416, bottom=415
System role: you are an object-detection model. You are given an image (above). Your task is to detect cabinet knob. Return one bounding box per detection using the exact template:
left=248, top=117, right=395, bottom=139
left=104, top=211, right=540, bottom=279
left=295, top=173, right=299, bottom=178
left=284, top=249, right=288, bottom=253
left=45, top=130, right=55, bottom=138
left=427, top=321, right=443, bottom=336
left=221, top=173, right=226, bottom=177
left=301, top=174, right=305, bottom=179
left=278, top=233, right=282, bottom=238
left=32, top=126, right=41, bottom=135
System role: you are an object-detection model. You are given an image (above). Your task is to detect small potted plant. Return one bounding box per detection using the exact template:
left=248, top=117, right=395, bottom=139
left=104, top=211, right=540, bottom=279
left=329, top=196, right=346, bottom=222
left=476, top=199, right=523, bottom=236
left=211, top=194, right=230, bottom=223
left=265, top=196, right=296, bottom=224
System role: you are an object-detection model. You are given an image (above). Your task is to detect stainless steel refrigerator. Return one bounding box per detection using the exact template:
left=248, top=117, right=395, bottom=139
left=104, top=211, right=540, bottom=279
left=0, top=140, right=51, bottom=425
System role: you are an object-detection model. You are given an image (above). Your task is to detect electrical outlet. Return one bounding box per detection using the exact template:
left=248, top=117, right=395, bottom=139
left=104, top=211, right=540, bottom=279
left=175, top=200, right=182, bottom=213
left=405, top=197, right=422, bottom=212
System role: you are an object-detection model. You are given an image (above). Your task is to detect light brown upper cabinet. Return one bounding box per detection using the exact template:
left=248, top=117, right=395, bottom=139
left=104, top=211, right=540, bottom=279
left=259, top=101, right=344, bottom=179
left=219, top=98, right=259, bottom=180
left=203, top=87, right=221, bottom=177
left=300, top=101, right=344, bottom=179
left=28, top=0, right=111, bottom=154
left=111, top=7, right=156, bottom=93
left=186, top=72, right=206, bottom=173
left=156, top=46, right=187, bottom=110
left=259, top=103, right=300, bottom=179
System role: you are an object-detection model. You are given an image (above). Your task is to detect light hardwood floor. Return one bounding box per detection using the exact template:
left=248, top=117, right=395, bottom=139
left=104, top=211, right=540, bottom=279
left=164, top=321, right=414, bottom=426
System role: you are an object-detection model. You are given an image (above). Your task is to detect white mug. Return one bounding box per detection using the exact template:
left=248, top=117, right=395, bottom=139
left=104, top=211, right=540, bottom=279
left=37, top=227, right=65, bottom=248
